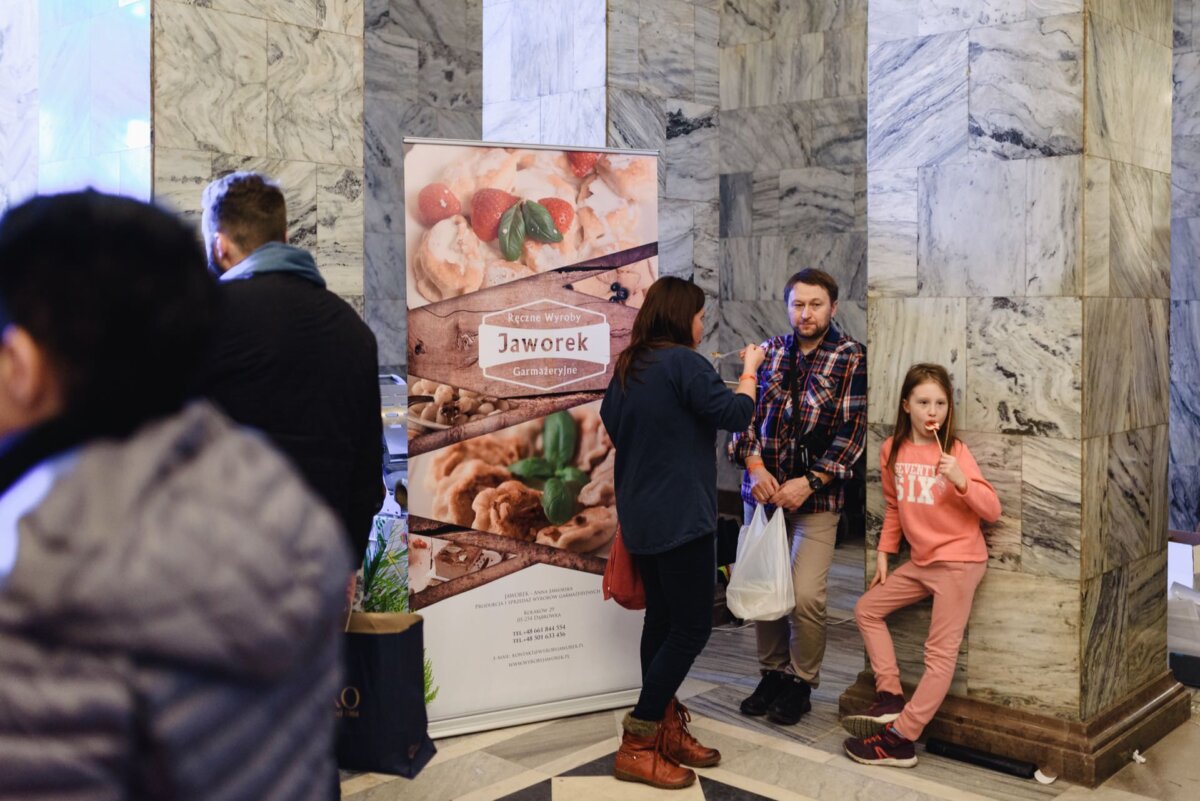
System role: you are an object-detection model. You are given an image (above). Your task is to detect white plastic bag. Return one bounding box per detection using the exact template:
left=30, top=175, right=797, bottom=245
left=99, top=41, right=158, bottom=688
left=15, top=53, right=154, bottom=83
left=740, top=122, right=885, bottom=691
left=726, top=504, right=794, bottom=621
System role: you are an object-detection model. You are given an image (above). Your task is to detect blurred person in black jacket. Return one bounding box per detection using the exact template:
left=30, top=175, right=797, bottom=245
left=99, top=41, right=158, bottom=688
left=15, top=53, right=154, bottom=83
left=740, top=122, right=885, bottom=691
left=199, top=172, right=383, bottom=567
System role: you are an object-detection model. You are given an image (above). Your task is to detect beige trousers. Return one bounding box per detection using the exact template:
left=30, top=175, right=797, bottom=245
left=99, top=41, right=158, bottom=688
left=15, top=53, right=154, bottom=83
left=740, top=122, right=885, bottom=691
left=744, top=504, right=839, bottom=687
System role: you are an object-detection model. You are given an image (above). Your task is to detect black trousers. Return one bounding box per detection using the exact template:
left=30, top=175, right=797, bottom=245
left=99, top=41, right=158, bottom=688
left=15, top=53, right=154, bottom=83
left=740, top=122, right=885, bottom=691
left=631, top=533, right=716, bottom=722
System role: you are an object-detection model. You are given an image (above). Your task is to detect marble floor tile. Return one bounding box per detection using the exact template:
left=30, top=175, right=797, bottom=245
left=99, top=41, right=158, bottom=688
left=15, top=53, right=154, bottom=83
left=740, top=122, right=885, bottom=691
left=483, top=710, right=617, bottom=769
left=343, top=750, right=528, bottom=800
left=1098, top=712, right=1200, bottom=801
left=550, top=775, right=707, bottom=800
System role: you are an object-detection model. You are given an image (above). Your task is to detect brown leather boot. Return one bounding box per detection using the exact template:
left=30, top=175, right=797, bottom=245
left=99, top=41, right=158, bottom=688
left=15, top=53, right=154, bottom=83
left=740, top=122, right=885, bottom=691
left=661, top=697, right=721, bottom=767
left=614, top=713, right=696, bottom=789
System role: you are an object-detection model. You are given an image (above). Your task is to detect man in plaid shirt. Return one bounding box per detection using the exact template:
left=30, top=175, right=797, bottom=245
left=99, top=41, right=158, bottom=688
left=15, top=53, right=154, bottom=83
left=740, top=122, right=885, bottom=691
left=728, top=268, right=867, bottom=726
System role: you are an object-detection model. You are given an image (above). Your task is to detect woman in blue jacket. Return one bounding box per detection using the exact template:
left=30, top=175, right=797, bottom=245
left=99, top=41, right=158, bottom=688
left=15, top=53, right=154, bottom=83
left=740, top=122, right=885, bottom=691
left=601, top=276, right=764, bottom=790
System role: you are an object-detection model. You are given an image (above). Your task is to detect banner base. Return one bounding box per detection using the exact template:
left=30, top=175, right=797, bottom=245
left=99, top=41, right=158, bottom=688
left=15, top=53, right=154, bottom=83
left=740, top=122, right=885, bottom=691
left=429, top=688, right=640, bottom=739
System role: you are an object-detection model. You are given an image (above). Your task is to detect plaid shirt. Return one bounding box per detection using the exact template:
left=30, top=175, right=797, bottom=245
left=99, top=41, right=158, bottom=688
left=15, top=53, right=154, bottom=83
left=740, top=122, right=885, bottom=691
left=728, top=325, right=867, bottom=514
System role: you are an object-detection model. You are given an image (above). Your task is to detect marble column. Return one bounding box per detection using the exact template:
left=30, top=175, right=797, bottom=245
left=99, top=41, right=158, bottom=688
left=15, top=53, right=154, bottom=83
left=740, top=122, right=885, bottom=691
left=153, top=0, right=365, bottom=309
left=363, top=0, right=482, bottom=369
left=0, top=1, right=37, bottom=214
left=839, top=0, right=1186, bottom=786
left=1172, top=0, right=1200, bottom=534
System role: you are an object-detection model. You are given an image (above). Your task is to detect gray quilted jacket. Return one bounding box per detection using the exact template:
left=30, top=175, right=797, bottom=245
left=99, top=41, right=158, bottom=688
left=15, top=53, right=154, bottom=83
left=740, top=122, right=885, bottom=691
left=0, top=403, right=351, bottom=801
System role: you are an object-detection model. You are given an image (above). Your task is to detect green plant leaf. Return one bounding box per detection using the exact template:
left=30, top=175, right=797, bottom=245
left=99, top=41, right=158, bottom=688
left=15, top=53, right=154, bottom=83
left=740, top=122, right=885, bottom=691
left=522, top=199, right=564, bottom=244
left=498, top=203, right=526, bottom=261
left=556, top=466, right=588, bottom=486
left=510, top=456, right=556, bottom=480
left=543, top=411, right=578, bottom=470
left=542, top=477, right=579, bottom=525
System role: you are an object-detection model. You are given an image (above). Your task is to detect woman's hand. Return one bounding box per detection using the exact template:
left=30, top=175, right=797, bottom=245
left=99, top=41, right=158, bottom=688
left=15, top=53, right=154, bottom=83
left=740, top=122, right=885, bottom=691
left=740, top=343, right=766, bottom=373
left=937, top=452, right=967, bottom=492
left=748, top=465, right=780, bottom=503
left=870, top=551, right=889, bottom=588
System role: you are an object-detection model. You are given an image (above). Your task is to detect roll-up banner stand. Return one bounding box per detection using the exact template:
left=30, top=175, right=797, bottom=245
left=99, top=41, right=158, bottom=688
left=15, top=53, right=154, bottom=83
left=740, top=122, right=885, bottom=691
left=403, top=138, right=658, bottom=737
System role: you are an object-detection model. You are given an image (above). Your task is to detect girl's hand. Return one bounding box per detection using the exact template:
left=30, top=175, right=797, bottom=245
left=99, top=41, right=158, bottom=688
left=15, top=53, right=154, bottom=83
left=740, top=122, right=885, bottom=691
left=937, top=452, right=967, bottom=491
left=871, top=551, right=889, bottom=588
left=740, top=343, right=766, bottom=372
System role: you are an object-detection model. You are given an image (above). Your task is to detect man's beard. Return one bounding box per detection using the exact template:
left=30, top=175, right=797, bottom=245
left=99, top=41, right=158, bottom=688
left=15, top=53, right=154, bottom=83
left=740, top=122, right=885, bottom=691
left=795, top=320, right=830, bottom=343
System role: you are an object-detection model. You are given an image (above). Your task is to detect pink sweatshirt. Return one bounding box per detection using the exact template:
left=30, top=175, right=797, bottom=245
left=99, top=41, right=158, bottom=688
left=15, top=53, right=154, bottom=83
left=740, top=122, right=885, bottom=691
left=878, top=437, right=1001, bottom=565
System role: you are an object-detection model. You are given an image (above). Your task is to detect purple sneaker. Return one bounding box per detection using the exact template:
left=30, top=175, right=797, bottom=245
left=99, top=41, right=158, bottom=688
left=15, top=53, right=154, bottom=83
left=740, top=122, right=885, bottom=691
left=843, top=726, right=918, bottom=768
left=841, top=691, right=906, bottom=738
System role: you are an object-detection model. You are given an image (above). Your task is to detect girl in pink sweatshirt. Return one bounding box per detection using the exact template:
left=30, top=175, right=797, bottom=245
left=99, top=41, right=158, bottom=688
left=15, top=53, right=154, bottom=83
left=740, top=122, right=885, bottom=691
left=842, top=363, right=1001, bottom=768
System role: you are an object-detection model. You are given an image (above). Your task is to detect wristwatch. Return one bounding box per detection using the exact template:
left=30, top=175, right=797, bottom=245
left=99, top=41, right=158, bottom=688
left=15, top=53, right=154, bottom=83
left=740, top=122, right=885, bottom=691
left=805, top=471, right=825, bottom=492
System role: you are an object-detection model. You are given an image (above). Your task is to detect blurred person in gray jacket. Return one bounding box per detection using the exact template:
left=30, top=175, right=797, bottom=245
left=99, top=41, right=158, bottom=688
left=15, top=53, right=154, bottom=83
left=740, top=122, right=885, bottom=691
left=0, top=191, right=350, bottom=801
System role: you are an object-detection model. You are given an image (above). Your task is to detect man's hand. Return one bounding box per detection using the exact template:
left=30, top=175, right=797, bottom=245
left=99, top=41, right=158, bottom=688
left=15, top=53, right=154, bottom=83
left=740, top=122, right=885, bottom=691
left=768, top=477, right=813, bottom=511
left=870, top=551, right=889, bottom=588
left=748, top=465, right=780, bottom=504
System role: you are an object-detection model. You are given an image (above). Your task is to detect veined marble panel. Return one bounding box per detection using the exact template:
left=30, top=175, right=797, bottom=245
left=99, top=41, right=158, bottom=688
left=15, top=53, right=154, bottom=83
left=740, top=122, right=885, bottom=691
left=1151, top=170, right=1171, bottom=292
left=918, top=159, right=1025, bottom=297
left=152, top=147, right=213, bottom=226
left=866, top=297, right=967, bottom=426
left=779, top=0, right=867, bottom=40
left=267, top=24, right=363, bottom=166
left=1086, top=12, right=1134, bottom=165
left=1111, top=161, right=1168, bottom=298
left=1080, top=435, right=1109, bottom=581
left=572, top=0, right=606, bottom=92
left=607, top=88, right=666, bottom=151
left=1170, top=461, right=1200, bottom=534
left=722, top=235, right=787, bottom=300
left=39, top=19, right=90, bottom=163
left=418, top=41, right=481, bottom=111
left=1084, top=157, right=1110, bottom=296
left=436, top=108, right=482, bottom=140
left=154, top=3, right=267, bottom=156
left=719, top=0, right=778, bottom=47
left=720, top=39, right=788, bottom=110
left=607, top=5, right=639, bottom=92
left=315, top=165, right=364, bottom=297
left=918, top=0, right=1026, bottom=37
left=1150, top=423, right=1170, bottom=556
left=1175, top=52, right=1200, bottom=139
left=364, top=230, right=405, bottom=302
left=693, top=201, right=720, bottom=296
left=810, top=96, right=866, bottom=166
left=719, top=104, right=811, bottom=173
left=719, top=300, right=792, bottom=355
left=866, top=168, right=918, bottom=297
left=365, top=296, right=407, bottom=367
left=787, top=232, right=866, bottom=301
left=389, top=0, right=470, bottom=49
left=1083, top=298, right=1130, bottom=437
left=1029, top=1, right=1083, bottom=15
left=1026, top=155, right=1082, bottom=296
left=967, top=570, right=1080, bottom=717
left=867, top=0, right=919, bottom=45
left=719, top=173, right=751, bottom=237
left=834, top=299, right=867, bottom=345
left=868, top=32, right=969, bottom=170
left=1081, top=565, right=1128, bottom=719
left=1131, top=33, right=1172, bottom=174
left=658, top=198, right=694, bottom=279
left=365, top=17, right=417, bottom=106
left=752, top=171, right=781, bottom=235
left=968, top=15, right=1082, bottom=161
left=864, top=424, right=890, bottom=540
left=323, top=0, right=365, bottom=37
left=696, top=7, right=720, bottom=105
left=1125, top=551, right=1168, bottom=692
left=1175, top=0, right=1194, bottom=52
left=1021, top=436, right=1082, bottom=579
left=90, top=2, right=150, bottom=157
left=789, top=33, right=827, bottom=104
left=364, top=102, right=432, bottom=236
left=639, top=0, right=695, bottom=100
left=779, top=166, right=857, bottom=234
left=1105, top=427, right=1157, bottom=569
left=824, top=25, right=866, bottom=98
left=483, top=99, right=539, bottom=144
left=1171, top=217, right=1200, bottom=298
left=960, top=432, right=1023, bottom=572
left=964, top=297, right=1082, bottom=438
left=664, top=101, right=719, bottom=201
left=1171, top=300, right=1200, bottom=468
left=1172, top=135, right=1200, bottom=219
left=481, top=1, right=511, bottom=104
left=541, top=88, right=606, bottom=148
left=1128, top=300, right=1170, bottom=430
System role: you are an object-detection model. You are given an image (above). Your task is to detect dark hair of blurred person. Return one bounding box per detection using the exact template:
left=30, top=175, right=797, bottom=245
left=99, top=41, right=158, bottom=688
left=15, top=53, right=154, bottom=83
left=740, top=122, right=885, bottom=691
left=0, top=190, right=349, bottom=801
left=600, top=275, right=765, bottom=790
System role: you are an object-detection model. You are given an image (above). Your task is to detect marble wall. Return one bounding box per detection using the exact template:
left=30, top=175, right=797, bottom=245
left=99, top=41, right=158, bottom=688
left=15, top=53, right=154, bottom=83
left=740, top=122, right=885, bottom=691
left=363, top=0, right=481, bottom=367
left=864, top=0, right=1172, bottom=721
left=153, top=0, right=365, bottom=307
left=1172, top=1, right=1200, bottom=533
left=37, top=0, right=150, bottom=202
left=0, top=2, right=37, bottom=214
left=482, top=0, right=605, bottom=147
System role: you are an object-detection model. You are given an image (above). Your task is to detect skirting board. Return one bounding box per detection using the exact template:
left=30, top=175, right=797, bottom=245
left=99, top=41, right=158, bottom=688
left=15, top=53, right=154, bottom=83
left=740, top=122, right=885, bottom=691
left=429, top=688, right=641, bottom=739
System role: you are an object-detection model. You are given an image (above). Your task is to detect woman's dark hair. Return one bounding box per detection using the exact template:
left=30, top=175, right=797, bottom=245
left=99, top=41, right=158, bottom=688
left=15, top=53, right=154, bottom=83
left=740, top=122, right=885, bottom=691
left=886, top=362, right=958, bottom=475
left=0, top=190, right=217, bottom=435
left=614, top=276, right=705, bottom=389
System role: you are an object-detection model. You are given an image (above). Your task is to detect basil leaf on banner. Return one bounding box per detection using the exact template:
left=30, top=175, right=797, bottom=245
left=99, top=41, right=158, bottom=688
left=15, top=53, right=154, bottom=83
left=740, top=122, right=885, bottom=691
left=498, top=203, right=526, bottom=261
left=522, top=200, right=564, bottom=244
left=556, top=466, right=588, bottom=487
left=510, top=457, right=556, bottom=480
left=542, top=477, right=578, bottom=525
left=543, top=411, right=578, bottom=470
